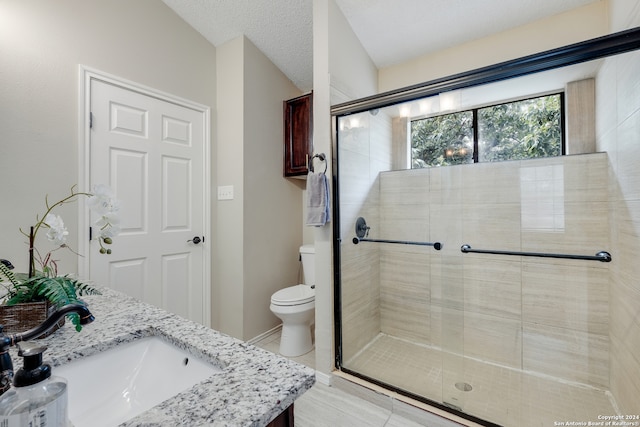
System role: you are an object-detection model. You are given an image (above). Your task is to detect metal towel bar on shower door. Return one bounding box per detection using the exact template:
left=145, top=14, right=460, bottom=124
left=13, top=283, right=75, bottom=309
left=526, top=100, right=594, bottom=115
left=353, top=236, right=442, bottom=250
left=352, top=216, right=442, bottom=250
left=460, top=244, right=612, bottom=262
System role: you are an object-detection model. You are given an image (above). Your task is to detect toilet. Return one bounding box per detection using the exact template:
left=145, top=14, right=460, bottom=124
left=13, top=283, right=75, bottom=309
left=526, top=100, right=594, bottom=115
left=270, top=244, right=315, bottom=357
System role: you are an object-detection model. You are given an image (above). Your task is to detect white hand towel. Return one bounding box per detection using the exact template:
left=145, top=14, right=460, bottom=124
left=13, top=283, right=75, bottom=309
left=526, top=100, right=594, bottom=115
left=306, top=172, right=330, bottom=226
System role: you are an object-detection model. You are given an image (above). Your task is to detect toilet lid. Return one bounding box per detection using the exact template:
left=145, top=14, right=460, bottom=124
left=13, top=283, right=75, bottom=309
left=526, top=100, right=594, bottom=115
left=271, top=285, right=315, bottom=306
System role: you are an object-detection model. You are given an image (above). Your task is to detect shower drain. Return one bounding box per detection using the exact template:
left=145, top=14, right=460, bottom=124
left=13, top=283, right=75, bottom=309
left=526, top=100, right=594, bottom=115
left=455, top=382, right=473, bottom=392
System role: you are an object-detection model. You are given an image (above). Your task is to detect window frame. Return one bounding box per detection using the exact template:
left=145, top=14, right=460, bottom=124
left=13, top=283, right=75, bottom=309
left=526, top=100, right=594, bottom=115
left=410, top=91, right=566, bottom=168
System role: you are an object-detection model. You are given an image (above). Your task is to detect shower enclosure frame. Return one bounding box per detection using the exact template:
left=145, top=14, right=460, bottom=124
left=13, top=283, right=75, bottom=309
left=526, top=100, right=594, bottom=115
left=331, top=26, right=640, bottom=426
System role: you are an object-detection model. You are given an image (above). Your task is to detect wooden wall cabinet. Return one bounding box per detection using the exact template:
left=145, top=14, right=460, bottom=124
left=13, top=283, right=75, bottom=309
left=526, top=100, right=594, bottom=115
left=283, top=92, right=313, bottom=177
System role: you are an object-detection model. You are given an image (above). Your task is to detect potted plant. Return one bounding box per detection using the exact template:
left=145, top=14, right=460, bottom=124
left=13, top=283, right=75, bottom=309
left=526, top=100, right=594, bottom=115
left=0, top=185, right=120, bottom=334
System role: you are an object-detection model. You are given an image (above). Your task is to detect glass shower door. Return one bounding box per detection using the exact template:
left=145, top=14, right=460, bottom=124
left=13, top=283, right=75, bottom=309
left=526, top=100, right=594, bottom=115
left=335, top=109, right=464, bottom=414
left=333, top=41, right=629, bottom=425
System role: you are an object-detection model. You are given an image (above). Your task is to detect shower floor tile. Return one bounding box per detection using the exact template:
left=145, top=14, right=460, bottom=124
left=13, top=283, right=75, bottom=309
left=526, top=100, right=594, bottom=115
left=344, top=334, right=617, bottom=427
left=253, top=329, right=461, bottom=427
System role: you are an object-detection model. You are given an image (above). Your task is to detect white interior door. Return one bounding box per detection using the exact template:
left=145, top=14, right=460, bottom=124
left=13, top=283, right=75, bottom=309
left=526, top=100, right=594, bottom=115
left=87, top=76, right=209, bottom=326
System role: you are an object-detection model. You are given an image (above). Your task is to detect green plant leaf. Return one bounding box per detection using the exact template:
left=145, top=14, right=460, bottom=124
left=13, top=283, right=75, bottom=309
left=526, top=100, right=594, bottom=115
left=3, top=275, right=101, bottom=332
left=0, top=264, right=20, bottom=287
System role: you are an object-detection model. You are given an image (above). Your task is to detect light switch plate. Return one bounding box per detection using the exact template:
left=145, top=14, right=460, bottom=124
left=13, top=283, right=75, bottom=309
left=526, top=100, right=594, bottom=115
left=217, top=185, right=234, bottom=200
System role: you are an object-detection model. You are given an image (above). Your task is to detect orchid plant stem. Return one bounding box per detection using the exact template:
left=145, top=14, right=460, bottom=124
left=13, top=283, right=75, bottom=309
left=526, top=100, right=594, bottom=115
left=22, top=186, right=91, bottom=278
left=28, top=226, right=34, bottom=278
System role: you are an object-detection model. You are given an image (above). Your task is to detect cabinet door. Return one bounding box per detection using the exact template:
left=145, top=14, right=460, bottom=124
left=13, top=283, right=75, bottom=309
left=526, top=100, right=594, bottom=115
left=284, top=92, right=313, bottom=177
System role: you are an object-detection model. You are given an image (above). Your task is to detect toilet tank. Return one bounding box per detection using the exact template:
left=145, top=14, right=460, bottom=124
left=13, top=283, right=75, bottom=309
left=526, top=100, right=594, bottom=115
left=299, top=245, right=315, bottom=286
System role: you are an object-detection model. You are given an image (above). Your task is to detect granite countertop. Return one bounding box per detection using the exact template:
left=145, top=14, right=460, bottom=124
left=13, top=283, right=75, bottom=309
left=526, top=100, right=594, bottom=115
left=9, top=288, right=315, bottom=426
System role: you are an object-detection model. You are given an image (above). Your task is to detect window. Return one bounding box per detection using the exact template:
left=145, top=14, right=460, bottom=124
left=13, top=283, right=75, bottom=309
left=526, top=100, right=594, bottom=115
left=411, top=93, right=564, bottom=168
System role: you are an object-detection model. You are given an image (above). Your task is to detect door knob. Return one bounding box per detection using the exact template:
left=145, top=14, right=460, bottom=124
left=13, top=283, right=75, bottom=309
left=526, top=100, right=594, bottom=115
left=188, top=236, right=203, bottom=244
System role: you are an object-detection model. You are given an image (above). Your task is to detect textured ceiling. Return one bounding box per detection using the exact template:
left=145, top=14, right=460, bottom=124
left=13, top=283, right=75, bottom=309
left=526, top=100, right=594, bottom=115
left=162, top=0, right=600, bottom=92
left=161, top=0, right=313, bottom=90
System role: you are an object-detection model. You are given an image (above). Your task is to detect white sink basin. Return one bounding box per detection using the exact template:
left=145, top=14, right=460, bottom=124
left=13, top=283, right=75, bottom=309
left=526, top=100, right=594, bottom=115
left=55, top=336, right=221, bottom=427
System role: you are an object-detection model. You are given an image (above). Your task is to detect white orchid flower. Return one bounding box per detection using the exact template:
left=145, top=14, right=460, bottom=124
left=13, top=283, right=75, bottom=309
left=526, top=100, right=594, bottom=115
left=43, top=213, right=68, bottom=245
left=94, top=211, right=120, bottom=227
left=87, top=184, right=120, bottom=216
left=85, top=185, right=122, bottom=254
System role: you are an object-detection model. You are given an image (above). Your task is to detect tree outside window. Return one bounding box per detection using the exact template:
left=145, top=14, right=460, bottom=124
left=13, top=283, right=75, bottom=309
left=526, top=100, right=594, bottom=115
left=411, top=93, right=563, bottom=168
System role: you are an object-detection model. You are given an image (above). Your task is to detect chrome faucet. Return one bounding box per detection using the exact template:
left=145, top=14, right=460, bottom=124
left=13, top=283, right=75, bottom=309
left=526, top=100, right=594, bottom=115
left=0, top=303, right=94, bottom=395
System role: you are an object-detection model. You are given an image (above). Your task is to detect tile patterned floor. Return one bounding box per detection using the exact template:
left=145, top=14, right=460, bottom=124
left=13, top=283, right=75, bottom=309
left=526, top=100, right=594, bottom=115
left=254, top=330, right=618, bottom=426
left=253, top=330, right=462, bottom=427
left=344, top=334, right=618, bottom=427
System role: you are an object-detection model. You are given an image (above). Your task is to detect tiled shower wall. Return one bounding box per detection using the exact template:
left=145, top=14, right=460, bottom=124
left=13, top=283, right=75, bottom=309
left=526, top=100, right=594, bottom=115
left=596, top=48, right=640, bottom=413
left=338, top=111, right=392, bottom=362
left=339, top=111, right=615, bottom=391
left=378, top=153, right=611, bottom=388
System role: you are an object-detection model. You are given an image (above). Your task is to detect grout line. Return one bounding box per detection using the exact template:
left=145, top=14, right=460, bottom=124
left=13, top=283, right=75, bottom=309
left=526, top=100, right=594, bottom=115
left=382, top=412, right=393, bottom=427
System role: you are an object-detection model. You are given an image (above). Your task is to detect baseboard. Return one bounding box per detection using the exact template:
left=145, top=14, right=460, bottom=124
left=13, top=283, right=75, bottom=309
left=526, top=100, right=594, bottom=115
left=247, top=324, right=282, bottom=345
left=315, top=370, right=332, bottom=385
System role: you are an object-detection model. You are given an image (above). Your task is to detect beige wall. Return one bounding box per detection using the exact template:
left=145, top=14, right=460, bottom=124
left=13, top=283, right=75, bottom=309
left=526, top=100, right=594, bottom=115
left=216, top=36, right=303, bottom=340
left=0, top=0, right=218, bottom=319
left=242, top=38, right=304, bottom=341
left=378, top=1, right=610, bottom=93
left=216, top=37, right=245, bottom=336
left=598, top=0, right=640, bottom=414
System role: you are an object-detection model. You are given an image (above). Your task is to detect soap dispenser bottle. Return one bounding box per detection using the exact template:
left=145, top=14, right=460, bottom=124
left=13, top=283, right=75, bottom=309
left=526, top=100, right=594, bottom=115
left=0, top=343, right=68, bottom=426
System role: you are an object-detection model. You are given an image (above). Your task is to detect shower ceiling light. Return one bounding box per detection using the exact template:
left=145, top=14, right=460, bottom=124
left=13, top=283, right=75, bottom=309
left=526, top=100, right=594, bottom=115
left=419, top=97, right=439, bottom=115
left=399, top=104, right=412, bottom=117
left=439, top=90, right=462, bottom=112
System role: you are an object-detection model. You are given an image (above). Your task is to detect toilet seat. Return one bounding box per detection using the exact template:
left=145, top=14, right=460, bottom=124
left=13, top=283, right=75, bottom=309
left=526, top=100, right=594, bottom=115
left=271, top=285, right=315, bottom=306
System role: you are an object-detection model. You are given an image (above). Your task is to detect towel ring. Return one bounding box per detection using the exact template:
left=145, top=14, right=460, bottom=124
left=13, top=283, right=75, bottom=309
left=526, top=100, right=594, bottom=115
left=310, top=153, right=327, bottom=174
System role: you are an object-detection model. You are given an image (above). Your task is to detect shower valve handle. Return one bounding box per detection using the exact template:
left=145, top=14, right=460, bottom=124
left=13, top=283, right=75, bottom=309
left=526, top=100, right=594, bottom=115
left=355, top=217, right=371, bottom=238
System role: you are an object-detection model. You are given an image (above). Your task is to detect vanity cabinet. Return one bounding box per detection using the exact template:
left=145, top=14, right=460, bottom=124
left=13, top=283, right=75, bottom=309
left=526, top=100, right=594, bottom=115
left=283, top=92, right=313, bottom=177
left=267, top=405, right=294, bottom=427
